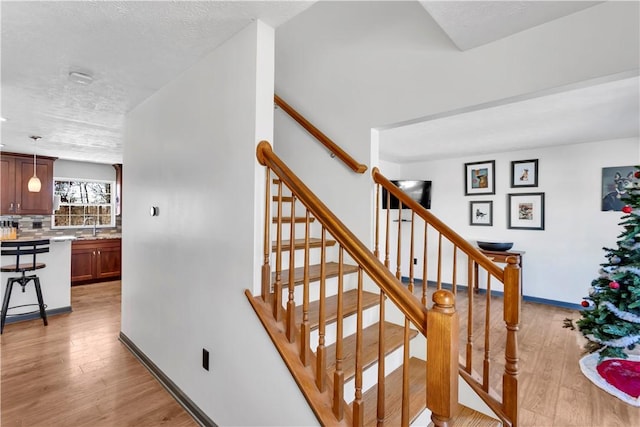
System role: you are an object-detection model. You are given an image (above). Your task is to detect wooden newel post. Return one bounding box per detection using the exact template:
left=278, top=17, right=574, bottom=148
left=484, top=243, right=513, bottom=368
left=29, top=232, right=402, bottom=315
left=503, top=257, right=520, bottom=427
left=427, top=289, right=459, bottom=427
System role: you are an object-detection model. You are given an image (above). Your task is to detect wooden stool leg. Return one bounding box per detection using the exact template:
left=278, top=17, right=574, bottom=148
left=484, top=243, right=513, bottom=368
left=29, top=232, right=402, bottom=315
left=1, top=279, right=16, bottom=334
left=33, top=277, right=48, bottom=327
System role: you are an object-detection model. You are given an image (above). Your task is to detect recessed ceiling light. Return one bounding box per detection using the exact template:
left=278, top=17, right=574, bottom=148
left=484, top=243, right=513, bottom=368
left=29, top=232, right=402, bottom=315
left=0, top=117, right=6, bottom=122
left=68, top=71, right=93, bottom=85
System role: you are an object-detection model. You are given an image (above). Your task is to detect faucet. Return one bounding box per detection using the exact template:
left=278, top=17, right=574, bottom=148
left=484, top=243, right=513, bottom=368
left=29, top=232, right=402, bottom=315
left=83, top=216, right=97, bottom=237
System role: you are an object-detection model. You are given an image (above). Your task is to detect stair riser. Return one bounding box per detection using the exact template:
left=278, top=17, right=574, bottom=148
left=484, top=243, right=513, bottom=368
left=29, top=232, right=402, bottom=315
left=380, top=300, right=427, bottom=361
left=410, top=407, right=432, bottom=426
left=280, top=274, right=359, bottom=306
left=309, top=306, right=380, bottom=348
left=408, top=333, right=427, bottom=361
left=270, top=202, right=309, bottom=218
left=342, top=347, right=412, bottom=405
left=273, top=256, right=321, bottom=275
left=272, top=249, right=325, bottom=271
left=269, top=221, right=321, bottom=237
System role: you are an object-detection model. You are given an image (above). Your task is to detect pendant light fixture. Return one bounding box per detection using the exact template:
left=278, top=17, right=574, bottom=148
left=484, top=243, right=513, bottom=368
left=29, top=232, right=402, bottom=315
left=28, top=136, right=42, bottom=193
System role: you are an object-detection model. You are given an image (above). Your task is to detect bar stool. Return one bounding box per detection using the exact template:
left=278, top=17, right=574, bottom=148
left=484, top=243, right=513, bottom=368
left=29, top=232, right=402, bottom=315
left=1, top=239, right=50, bottom=334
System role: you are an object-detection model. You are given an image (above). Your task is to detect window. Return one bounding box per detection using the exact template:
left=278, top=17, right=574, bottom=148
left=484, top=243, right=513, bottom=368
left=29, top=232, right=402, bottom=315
left=52, top=178, right=115, bottom=228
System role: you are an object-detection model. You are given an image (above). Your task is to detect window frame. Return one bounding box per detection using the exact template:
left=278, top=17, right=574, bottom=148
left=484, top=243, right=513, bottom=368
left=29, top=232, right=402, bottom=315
left=51, top=177, right=116, bottom=229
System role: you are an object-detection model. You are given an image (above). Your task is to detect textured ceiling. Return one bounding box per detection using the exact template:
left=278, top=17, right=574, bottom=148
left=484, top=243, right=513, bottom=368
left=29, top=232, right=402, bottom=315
left=0, top=1, right=633, bottom=165
left=420, top=1, right=603, bottom=50
left=0, top=1, right=314, bottom=163
left=378, top=74, right=640, bottom=163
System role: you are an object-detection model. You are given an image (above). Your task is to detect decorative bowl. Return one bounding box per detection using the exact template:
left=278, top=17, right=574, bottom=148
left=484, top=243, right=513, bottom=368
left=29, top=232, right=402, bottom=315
left=477, top=241, right=513, bottom=252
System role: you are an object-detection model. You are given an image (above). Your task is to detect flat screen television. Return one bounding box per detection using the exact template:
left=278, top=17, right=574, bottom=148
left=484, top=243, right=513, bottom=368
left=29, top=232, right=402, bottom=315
left=382, top=180, right=431, bottom=210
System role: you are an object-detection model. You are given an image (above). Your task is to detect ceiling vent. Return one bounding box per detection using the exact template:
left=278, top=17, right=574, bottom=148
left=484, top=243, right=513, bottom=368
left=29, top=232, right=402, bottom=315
left=68, top=71, right=93, bottom=85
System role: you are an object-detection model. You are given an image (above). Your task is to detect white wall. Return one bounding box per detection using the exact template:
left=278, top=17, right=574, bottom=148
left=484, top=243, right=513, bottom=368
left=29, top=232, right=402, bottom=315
left=378, top=160, right=401, bottom=178
left=395, top=138, right=640, bottom=304
left=275, top=1, right=639, bottom=249
left=122, top=21, right=316, bottom=426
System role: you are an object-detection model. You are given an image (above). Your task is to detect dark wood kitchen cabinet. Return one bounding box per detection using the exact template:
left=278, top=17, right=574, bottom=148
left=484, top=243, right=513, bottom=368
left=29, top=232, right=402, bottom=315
left=71, top=239, right=121, bottom=284
left=0, top=152, right=56, bottom=215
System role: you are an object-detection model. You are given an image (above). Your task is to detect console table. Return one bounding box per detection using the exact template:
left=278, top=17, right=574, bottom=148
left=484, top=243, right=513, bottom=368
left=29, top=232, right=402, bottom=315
left=474, top=249, right=525, bottom=294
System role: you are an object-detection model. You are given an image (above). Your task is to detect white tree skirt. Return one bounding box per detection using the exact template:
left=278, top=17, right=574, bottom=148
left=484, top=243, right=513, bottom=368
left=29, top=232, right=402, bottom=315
left=579, top=352, right=640, bottom=407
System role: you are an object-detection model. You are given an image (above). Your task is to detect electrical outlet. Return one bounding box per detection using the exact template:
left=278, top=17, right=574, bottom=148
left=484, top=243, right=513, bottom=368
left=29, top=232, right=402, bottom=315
left=413, top=258, right=417, bottom=265
left=202, top=349, right=210, bottom=371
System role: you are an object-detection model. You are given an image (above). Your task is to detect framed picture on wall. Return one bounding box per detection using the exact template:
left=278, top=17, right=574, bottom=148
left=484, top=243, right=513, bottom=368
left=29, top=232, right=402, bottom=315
left=511, top=159, right=538, bottom=188
left=464, top=160, right=495, bottom=195
left=470, top=201, right=493, bottom=226
left=601, top=165, right=638, bottom=211
left=508, top=192, right=545, bottom=230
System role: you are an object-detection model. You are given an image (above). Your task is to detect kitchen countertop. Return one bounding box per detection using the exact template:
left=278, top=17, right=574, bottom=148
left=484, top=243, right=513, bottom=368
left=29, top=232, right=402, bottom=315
left=1, top=236, right=72, bottom=242
left=2, top=234, right=122, bottom=243
left=72, top=234, right=122, bottom=241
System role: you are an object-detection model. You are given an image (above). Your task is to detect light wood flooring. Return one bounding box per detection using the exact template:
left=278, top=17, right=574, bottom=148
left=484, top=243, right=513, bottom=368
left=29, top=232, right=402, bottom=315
left=1, top=281, right=639, bottom=426
left=511, top=300, right=640, bottom=427
left=413, top=284, right=640, bottom=427
left=0, top=281, right=197, bottom=426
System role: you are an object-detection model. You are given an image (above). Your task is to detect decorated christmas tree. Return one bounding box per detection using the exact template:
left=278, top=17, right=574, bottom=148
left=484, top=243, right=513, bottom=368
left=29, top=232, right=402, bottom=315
left=576, top=167, right=640, bottom=360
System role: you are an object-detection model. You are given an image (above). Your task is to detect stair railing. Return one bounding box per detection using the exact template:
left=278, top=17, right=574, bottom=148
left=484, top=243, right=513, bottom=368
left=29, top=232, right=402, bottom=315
left=249, top=141, right=458, bottom=426
left=372, top=167, right=520, bottom=427
left=274, top=95, right=368, bottom=174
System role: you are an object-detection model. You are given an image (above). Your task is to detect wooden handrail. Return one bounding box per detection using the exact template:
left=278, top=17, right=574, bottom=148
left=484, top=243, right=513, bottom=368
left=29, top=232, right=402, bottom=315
left=253, top=142, right=462, bottom=426
left=371, top=167, right=504, bottom=280
left=372, top=166, right=520, bottom=427
left=274, top=95, right=368, bottom=174
left=257, top=141, right=425, bottom=334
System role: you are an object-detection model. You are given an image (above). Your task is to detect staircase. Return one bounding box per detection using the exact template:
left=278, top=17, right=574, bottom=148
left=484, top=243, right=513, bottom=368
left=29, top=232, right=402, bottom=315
left=247, top=142, right=520, bottom=426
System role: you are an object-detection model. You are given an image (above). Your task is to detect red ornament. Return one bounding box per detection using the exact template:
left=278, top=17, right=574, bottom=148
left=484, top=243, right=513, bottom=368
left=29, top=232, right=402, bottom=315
left=622, top=205, right=632, bottom=214
left=635, top=170, right=640, bottom=179
left=609, top=281, right=620, bottom=290
left=581, top=300, right=590, bottom=307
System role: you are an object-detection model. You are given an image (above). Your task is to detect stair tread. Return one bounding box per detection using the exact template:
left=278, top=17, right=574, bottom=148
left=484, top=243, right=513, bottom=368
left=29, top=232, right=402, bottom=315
left=449, top=406, right=502, bottom=426
left=271, top=238, right=336, bottom=252
left=295, top=289, right=379, bottom=331
left=358, top=357, right=427, bottom=426
left=356, top=357, right=501, bottom=427
left=325, top=321, right=418, bottom=383
left=274, top=262, right=359, bottom=288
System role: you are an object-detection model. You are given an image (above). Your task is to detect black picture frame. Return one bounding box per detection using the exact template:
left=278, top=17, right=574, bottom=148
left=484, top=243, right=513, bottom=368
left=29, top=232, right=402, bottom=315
left=508, top=192, right=545, bottom=230
left=469, top=201, right=493, bottom=226
left=511, top=159, right=538, bottom=188
left=464, top=160, right=495, bottom=195
left=601, top=166, right=638, bottom=211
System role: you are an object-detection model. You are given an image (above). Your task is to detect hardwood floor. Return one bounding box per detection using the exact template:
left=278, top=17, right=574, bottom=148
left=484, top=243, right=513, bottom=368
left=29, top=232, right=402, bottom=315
left=2, top=281, right=638, bottom=426
left=413, top=284, right=640, bottom=427
left=514, top=301, right=640, bottom=427
left=0, top=281, right=197, bottom=426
